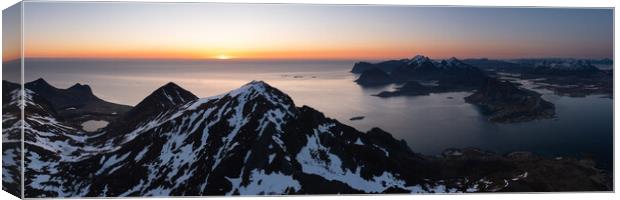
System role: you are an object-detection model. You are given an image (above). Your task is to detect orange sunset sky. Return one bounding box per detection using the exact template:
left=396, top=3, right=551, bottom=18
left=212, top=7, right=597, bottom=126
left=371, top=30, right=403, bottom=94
left=3, top=2, right=614, bottom=61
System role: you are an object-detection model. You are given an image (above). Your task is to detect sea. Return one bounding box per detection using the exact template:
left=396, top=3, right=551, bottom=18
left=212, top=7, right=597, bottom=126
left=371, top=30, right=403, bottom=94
left=19, top=58, right=613, bottom=169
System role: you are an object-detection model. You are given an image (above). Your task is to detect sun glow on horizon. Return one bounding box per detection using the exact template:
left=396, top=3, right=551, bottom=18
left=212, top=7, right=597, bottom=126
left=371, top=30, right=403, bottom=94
left=215, top=54, right=232, bottom=60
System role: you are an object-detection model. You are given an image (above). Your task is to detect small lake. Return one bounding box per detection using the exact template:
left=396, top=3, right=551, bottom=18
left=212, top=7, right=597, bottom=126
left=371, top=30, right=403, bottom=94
left=25, top=59, right=613, bottom=169
left=81, top=120, right=109, bottom=132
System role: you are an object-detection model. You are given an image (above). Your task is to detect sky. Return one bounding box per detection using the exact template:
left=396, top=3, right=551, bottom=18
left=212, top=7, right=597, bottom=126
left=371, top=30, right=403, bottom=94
left=6, top=2, right=614, bottom=61
left=2, top=2, right=21, bottom=62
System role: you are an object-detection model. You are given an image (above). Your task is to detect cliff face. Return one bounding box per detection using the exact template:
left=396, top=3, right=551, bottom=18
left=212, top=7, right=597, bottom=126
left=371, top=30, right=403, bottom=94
left=355, top=68, right=392, bottom=86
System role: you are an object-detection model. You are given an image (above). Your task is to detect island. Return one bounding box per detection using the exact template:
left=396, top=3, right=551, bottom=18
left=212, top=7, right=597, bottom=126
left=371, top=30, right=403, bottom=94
left=352, top=55, right=557, bottom=123
left=464, top=78, right=555, bottom=123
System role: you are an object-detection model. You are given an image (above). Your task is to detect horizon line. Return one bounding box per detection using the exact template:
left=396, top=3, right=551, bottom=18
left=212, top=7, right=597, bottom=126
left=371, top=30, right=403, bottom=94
left=3, top=56, right=614, bottom=63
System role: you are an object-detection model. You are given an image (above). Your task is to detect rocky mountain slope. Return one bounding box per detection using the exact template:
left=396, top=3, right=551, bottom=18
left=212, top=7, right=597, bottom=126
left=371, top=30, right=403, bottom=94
left=2, top=80, right=611, bottom=198
left=2, top=81, right=22, bottom=197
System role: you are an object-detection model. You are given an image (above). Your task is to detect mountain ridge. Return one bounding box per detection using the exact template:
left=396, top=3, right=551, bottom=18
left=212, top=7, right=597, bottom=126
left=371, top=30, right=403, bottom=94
left=23, top=78, right=132, bottom=121
left=96, top=82, right=199, bottom=142
left=2, top=79, right=612, bottom=197
left=353, top=55, right=487, bottom=87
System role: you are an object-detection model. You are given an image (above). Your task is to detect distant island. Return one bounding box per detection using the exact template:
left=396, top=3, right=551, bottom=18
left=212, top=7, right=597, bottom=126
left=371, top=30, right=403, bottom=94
left=353, top=55, right=612, bottom=98
left=353, top=55, right=487, bottom=90
left=349, top=55, right=598, bottom=123
left=461, top=58, right=613, bottom=98
left=464, top=78, right=555, bottom=123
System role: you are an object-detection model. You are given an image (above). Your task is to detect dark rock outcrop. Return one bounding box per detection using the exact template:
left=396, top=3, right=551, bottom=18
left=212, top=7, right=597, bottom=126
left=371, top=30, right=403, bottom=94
left=433, top=148, right=612, bottom=192
left=464, top=78, right=555, bottom=123
left=351, top=61, right=377, bottom=74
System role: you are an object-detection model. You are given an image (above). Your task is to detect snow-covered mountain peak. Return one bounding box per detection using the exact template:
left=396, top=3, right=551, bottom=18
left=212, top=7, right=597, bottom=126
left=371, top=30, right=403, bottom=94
left=231, top=80, right=274, bottom=95
left=412, top=55, right=430, bottom=61
left=532, top=59, right=600, bottom=75
left=225, top=80, right=296, bottom=111
left=446, top=57, right=460, bottom=64
left=408, top=55, right=432, bottom=65
left=437, top=57, right=472, bottom=69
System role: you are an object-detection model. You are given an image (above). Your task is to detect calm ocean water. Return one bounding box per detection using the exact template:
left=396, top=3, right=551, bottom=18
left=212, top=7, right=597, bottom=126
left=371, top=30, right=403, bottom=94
left=23, top=59, right=613, bottom=168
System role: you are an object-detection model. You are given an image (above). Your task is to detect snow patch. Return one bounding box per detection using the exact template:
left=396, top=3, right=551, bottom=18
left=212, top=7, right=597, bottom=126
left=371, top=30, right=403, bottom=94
left=354, top=138, right=364, bottom=145
left=134, top=146, right=150, bottom=161
left=296, top=128, right=407, bottom=193
left=96, top=152, right=131, bottom=175
left=227, top=169, right=301, bottom=195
